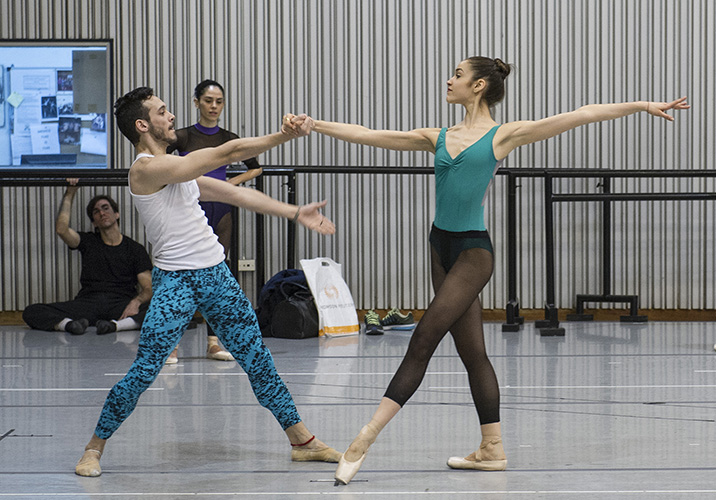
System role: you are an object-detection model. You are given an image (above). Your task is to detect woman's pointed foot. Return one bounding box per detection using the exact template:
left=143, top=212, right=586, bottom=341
left=75, top=449, right=102, bottom=477
left=333, top=423, right=379, bottom=485
left=334, top=450, right=367, bottom=485
left=447, top=438, right=507, bottom=471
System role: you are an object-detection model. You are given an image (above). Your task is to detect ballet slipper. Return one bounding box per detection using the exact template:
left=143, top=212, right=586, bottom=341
left=334, top=451, right=368, bottom=485
left=334, top=423, right=379, bottom=486
left=447, top=437, right=507, bottom=471
left=75, top=449, right=102, bottom=477
left=206, top=344, right=234, bottom=361
left=290, top=436, right=342, bottom=463
left=165, top=348, right=178, bottom=365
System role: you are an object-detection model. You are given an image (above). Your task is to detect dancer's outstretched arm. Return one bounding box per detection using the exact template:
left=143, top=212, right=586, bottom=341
left=494, top=97, right=690, bottom=159
left=131, top=115, right=308, bottom=194
left=307, top=117, right=439, bottom=152
left=197, top=175, right=335, bottom=235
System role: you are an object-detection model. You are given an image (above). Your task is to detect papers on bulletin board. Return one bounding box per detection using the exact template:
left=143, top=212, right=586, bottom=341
left=80, top=129, right=107, bottom=156
left=9, top=69, right=56, bottom=134
left=19, top=71, right=53, bottom=93
left=29, top=123, right=60, bottom=155
left=10, top=133, right=32, bottom=165
left=13, top=93, right=42, bottom=132
left=41, top=95, right=58, bottom=120
left=56, top=92, right=74, bottom=115
left=59, top=117, right=82, bottom=145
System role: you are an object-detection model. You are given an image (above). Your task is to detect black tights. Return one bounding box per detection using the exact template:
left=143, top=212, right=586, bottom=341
left=384, top=246, right=500, bottom=424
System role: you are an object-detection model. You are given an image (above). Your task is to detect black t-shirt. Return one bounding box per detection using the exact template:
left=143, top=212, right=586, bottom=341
left=74, top=232, right=153, bottom=299
left=167, top=125, right=260, bottom=170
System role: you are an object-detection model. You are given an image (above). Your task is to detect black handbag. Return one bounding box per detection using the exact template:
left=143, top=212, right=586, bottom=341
left=269, top=281, right=319, bottom=339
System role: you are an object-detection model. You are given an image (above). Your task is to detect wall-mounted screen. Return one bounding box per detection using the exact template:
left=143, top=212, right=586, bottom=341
left=0, top=39, right=113, bottom=169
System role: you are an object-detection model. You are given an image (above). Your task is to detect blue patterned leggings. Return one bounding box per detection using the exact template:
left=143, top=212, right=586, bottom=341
left=94, top=262, right=301, bottom=439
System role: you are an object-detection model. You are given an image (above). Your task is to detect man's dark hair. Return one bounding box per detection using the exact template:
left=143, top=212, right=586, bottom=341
left=114, top=87, right=154, bottom=146
left=86, top=195, right=120, bottom=226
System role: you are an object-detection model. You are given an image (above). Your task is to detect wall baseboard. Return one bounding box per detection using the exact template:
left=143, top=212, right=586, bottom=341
left=3, top=309, right=714, bottom=326
left=0, top=311, right=24, bottom=325
left=356, top=309, right=716, bottom=323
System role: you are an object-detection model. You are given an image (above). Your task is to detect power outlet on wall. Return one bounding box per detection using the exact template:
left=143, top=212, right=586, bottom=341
left=238, top=259, right=255, bottom=272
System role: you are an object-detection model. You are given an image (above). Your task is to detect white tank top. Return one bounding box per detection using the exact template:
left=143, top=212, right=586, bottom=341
left=129, top=153, right=225, bottom=271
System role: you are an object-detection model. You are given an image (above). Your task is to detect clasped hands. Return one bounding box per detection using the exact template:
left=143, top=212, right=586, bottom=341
left=281, top=113, right=315, bottom=136
left=279, top=114, right=335, bottom=235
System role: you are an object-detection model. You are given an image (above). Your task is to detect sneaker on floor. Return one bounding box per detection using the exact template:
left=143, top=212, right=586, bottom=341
left=165, top=348, right=179, bottom=365
left=95, top=320, right=117, bottom=335
left=65, top=318, right=89, bottom=335
left=206, top=345, right=235, bottom=361
left=364, top=309, right=384, bottom=335
left=381, top=308, right=416, bottom=330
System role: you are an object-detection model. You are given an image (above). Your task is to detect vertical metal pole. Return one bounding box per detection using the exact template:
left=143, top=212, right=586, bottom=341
left=602, top=176, right=611, bottom=295
left=544, top=173, right=556, bottom=308
left=229, top=206, right=239, bottom=278
left=255, top=175, right=266, bottom=290
left=536, top=171, right=564, bottom=335
left=502, top=171, right=523, bottom=331
left=507, top=172, right=518, bottom=303
left=286, top=171, right=297, bottom=269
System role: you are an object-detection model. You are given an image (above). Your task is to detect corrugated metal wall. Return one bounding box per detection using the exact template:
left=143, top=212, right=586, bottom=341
left=1, top=0, right=713, bottom=311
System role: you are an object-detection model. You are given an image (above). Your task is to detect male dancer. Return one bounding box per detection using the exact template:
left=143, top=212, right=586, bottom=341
left=76, top=87, right=339, bottom=476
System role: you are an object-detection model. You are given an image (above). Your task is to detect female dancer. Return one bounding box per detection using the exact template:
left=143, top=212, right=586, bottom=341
left=167, top=79, right=263, bottom=362
left=304, top=56, right=689, bottom=484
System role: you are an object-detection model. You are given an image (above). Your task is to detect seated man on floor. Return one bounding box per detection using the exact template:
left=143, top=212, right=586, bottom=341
left=23, top=179, right=152, bottom=335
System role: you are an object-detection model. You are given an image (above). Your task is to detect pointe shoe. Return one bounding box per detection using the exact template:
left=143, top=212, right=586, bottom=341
left=447, top=438, right=507, bottom=471
left=291, top=445, right=342, bottom=463
left=334, top=451, right=367, bottom=485
left=334, top=423, right=379, bottom=485
left=75, top=449, right=102, bottom=477
left=206, top=344, right=235, bottom=361
left=165, top=348, right=178, bottom=365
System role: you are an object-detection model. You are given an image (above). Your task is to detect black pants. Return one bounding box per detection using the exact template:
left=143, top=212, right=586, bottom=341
left=22, top=293, right=148, bottom=331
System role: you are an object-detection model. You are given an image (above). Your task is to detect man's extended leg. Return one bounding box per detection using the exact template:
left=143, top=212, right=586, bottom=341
left=76, top=268, right=197, bottom=476
left=200, top=263, right=340, bottom=462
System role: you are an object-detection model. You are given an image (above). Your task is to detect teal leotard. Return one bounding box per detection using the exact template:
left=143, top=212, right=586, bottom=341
left=433, top=125, right=503, bottom=232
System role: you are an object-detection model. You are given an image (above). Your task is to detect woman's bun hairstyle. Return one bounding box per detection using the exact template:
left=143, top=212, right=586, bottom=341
left=466, top=56, right=512, bottom=106
left=494, top=58, right=512, bottom=79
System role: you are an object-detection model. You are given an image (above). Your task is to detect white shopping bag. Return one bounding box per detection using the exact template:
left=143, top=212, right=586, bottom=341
left=300, top=257, right=360, bottom=337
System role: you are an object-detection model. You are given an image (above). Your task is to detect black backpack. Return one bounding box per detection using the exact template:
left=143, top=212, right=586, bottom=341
left=255, top=269, right=319, bottom=339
